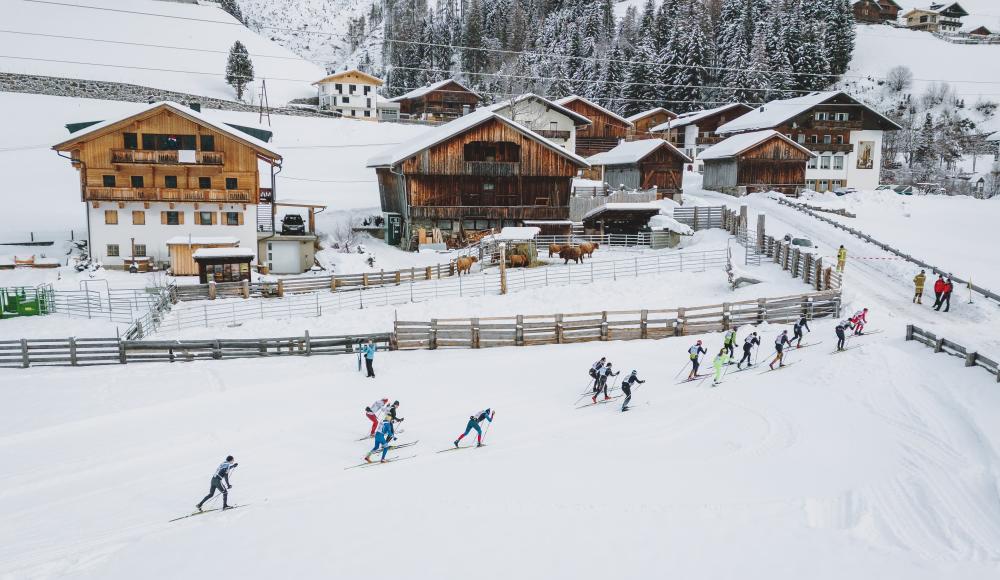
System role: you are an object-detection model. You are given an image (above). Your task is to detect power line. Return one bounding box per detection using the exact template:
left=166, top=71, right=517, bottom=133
left=281, top=176, right=377, bottom=183
left=23, top=0, right=240, bottom=25
left=0, top=30, right=303, bottom=60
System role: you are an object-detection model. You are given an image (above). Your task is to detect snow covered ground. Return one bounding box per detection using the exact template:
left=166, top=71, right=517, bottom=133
left=0, top=0, right=325, bottom=104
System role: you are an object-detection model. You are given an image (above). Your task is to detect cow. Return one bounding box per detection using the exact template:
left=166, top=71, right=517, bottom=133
left=579, top=241, right=599, bottom=258
left=560, top=246, right=583, bottom=264
left=548, top=243, right=562, bottom=258
left=509, top=254, right=528, bottom=268
left=456, top=256, right=478, bottom=275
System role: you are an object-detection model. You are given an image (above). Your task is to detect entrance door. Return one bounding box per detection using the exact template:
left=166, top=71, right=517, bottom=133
left=386, top=214, right=402, bottom=246
left=266, top=241, right=300, bottom=274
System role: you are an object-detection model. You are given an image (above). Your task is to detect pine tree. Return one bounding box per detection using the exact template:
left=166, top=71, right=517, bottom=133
left=669, top=0, right=712, bottom=112
left=762, top=0, right=795, bottom=100
left=716, top=0, right=764, bottom=102
left=598, top=43, right=627, bottom=114
left=794, top=14, right=832, bottom=92
left=221, top=0, right=244, bottom=24
left=462, top=0, right=488, bottom=76
left=623, top=36, right=656, bottom=116
left=826, top=0, right=856, bottom=76
left=225, top=40, right=254, bottom=101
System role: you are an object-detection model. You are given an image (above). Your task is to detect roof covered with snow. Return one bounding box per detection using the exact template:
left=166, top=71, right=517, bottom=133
left=699, top=130, right=816, bottom=160
left=366, top=110, right=590, bottom=168
left=496, top=226, right=541, bottom=240
left=484, top=93, right=592, bottom=126
left=649, top=214, right=694, bottom=235
left=192, top=247, right=256, bottom=259
left=586, top=139, right=691, bottom=166
left=312, top=68, right=383, bottom=86
left=52, top=101, right=282, bottom=159
left=716, top=91, right=902, bottom=134
left=164, top=236, right=241, bottom=246
left=582, top=202, right=662, bottom=221
left=387, top=79, right=481, bottom=102
left=902, top=2, right=968, bottom=16
left=987, top=131, right=1000, bottom=142
left=626, top=107, right=677, bottom=123
left=555, top=95, right=633, bottom=126
left=650, top=103, right=750, bottom=132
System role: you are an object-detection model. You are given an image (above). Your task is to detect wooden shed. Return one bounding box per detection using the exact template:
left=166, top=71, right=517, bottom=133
left=192, top=247, right=254, bottom=283
left=627, top=107, right=677, bottom=140
left=586, top=139, right=692, bottom=201
left=388, top=79, right=481, bottom=121
left=700, top=130, right=815, bottom=196
left=555, top=95, right=633, bottom=157
left=582, top=203, right=662, bottom=236
left=166, top=236, right=241, bottom=276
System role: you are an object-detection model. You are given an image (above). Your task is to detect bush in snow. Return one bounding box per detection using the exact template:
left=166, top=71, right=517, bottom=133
left=226, top=41, right=254, bottom=101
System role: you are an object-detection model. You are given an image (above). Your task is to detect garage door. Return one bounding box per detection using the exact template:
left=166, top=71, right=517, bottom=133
left=266, top=241, right=300, bottom=274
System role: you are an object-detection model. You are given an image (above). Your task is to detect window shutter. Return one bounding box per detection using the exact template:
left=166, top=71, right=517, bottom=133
left=161, top=211, right=168, bottom=225
left=211, top=212, right=218, bottom=225
left=238, top=212, right=244, bottom=225
left=178, top=212, right=185, bottom=225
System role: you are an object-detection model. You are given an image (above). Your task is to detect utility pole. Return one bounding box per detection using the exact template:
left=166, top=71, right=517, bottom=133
left=258, top=79, right=271, bottom=126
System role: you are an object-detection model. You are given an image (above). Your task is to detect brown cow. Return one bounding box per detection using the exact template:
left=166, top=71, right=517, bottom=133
left=548, top=243, right=562, bottom=258
left=456, top=256, right=478, bottom=275
left=560, top=246, right=583, bottom=264
left=508, top=254, right=528, bottom=268
left=579, top=242, right=599, bottom=258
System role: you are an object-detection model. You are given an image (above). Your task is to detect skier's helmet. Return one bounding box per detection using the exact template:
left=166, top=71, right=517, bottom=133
left=392, top=400, right=399, bottom=406
left=226, top=455, right=234, bottom=462
left=696, top=339, right=702, bottom=345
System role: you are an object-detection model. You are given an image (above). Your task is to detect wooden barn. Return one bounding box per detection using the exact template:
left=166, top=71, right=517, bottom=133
left=582, top=203, right=662, bottom=236
left=555, top=95, right=633, bottom=157
left=700, top=130, right=815, bottom=196
left=650, top=103, right=753, bottom=163
left=585, top=139, right=691, bottom=202
left=367, top=111, right=590, bottom=249
left=853, top=0, right=901, bottom=23
left=627, top=107, right=677, bottom=140
left=388, top=79, right=481, bottom=121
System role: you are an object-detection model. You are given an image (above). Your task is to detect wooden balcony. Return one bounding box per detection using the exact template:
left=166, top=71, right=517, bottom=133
left=85, top=187, right=253, bottom=203
left=410, top=205, right=568, bottom=220
left=535, top=129, right=571, bottom=140
left=111, top=149, right=224, bottom=165
left=463, top=161, right=521, bottom=177
left=804, top=142, right=854, bottom=153
left=808, top=119, right=864, bottom=130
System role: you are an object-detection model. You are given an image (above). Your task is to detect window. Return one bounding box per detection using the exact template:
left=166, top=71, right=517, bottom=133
left=199, top=176, right=212, bottom=189
left=132, top=211, right=145, bottom=225
left=197, top=212, right=215, bottom=225
left=832, top=180, right=843, bottom=189
left=130, top=175, right=144, bottom=188
left=336, top=109, right=343, bottom=115
left=815, top=112, right=829, bottom=121
left=164, top=175, right=178, bottom=188
left=366, top=98, right=371, bottom=108
left=818, top=180, right=829, bottom=191
left=141, top=134, right=196, bottom=150
left=797, top=134, right=805, bottom=144
left=102, top=175, right=116, bottom=187
left=123, top=133, right=138, bottom=150
left=833, top=155, right=844, bottom=170
left=163, top=211, right=181, bottom=225
left=364, top=110, right=371, bottom=117
left=225, top=212, right=241, bottom=226
left=104, top=210, right=118, bottom=225
left=349, top=84, right=356, bottom=94
left=335, top=83, right=342, bottom=93
left=342, top=96, right=350, bottom=104
left=835, top=135, right=845, bottom=144
left=351, top=110, right=356, bottom=117
left=200, top=135, right=215, bottom=151
left=331, top=96, right=337, bottom=106
left=106, top=244, right=119, bottom=257
left=820, top=155, right=831, bottom=169
left=807, top=157, right=818, bottom=169
left=483, top=182, right=495, bottom=191
left=364, top=86, right=371, bottom=95
left=464, top=141, right=521, bottom=162
left=785, top=134, right=793, bottom=140
left=823, top=135, right=832, bottom=144
left=133, top=244, right=146, bottom=257
left=805, top=180, right=816, bottom=190
left=225, top=177, right=238, bottom=190
left=836, top=112, right=849, bottom=121
left=436, top=220, right=453, bottom=231
left=809, top=135, right=818, bottom=144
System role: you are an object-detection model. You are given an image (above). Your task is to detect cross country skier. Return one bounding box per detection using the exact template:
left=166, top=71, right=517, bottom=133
left=737, top=332, right=759, bottom=369
left=620, top=370, right=645, bottom=411
left=196, top=455, right=238, bottom=511
left=850, top=308, right=869, bottom=335
left=589, top=357, right=607, bottom=386
left=722, top=329, right=737, bottom=360
left=364, top=398, right=390, bottom=437
left=770, top=330, right=791, bottom=370
left=792, top=316, right=810, bottom=347
left=385, top=400, right=404, bottom=425
left=365, top=418, right=396, bottom=463
left=454, top=408, right=494, bottom=447
left=712, top=348, right=730, bottom=386
left=835, top=319, right=854, bottom=351
left=687, top=340, right=707, bottom=379
left=593, top=362, right=620, bottom=403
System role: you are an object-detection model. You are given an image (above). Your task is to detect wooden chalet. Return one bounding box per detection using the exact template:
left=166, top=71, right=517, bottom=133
left=853, top=0, right=901, bottom=23
left=969, top=25, right=993, bottom=36
left=586, top=140, right=691, bottom=202
left=367, top=111, right=589, bottom=249
left=700, top=130, right=815, bottom=196
left=626, top=107, right=677, bottom=140
left=388, top=79, right=481, bottom=121
left=650, top=103, right=753, bottom=160
left=903, top=3, right=968, bottom=32
left=555, top=96, right=633, bottom=157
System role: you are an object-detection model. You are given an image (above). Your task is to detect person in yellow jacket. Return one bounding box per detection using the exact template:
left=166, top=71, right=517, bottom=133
left=836, top=245, right=847, bottom=272
left=913, top=269, right=926, bottom=304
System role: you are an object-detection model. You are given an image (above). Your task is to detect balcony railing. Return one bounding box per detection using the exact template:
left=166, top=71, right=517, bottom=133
left=804, top=143, right=854, bottom=153
left=463, top=161, right=521, bottom=176
left=111, top=149, right=224, bottom=165
left=535, top=129, right=571, bottom=140
left=85, top=187, right=253, bottom=203
left=809, top=119, right=864, bottom=130
left=410, top=205, right=568, bottom=220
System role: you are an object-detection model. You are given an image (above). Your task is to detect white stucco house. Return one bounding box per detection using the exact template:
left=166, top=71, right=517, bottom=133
left=313, top=69, right=384, bottom=121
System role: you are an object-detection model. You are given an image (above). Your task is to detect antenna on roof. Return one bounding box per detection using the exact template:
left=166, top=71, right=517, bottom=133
left=258, top=79, right=271, bottom=127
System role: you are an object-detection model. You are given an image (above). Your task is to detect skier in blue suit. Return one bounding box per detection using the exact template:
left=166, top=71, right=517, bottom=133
left=364, top=418, right=395, bottom=463
left=453, top=409, right=494, bottom=448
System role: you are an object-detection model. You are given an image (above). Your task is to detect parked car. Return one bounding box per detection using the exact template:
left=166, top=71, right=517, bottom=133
left=893, top=185, right=914, bottom=195
left=280, top=214, right=306, bottom=235
left=833, top=187, right=857, bottom=196
left=783, top=234, right=814, bottom=248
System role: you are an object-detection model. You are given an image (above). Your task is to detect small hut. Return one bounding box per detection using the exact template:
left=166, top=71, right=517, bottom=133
left=647, top=214, right=694, bottom=249
left=495, top=226, right=540, bottom=265
left=582, top=203, right=662, bottom=236
left=700, top=130, right=815, bottom=196
left=586, top=139, right=692, bottom=202
left=192, top=247, right=254, bottom=283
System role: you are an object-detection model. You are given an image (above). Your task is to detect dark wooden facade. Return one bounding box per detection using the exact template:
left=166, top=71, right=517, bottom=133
left=374, top=115, right=587, bottom=247
left=756, top=93, right=897, bottom=156
left=582, top=206, right=661, bottom=236
left=393, top=81, right=480, bottom=120
left=658, top=104, right=753, bottom=149
left=559, top=97, right=633, bottom=157
left=703, top=136, right=812, bottom=195
left=628, top=108, right=677, bottom=140
left=597, top=144, right=688, bottom=194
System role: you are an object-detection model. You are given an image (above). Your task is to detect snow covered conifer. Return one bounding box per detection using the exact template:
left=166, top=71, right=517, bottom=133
left=669, top=0, right=712, bottom=112
left=225, top=40, right=254, bottom=101
left=221, top=0, right=244, bottom=25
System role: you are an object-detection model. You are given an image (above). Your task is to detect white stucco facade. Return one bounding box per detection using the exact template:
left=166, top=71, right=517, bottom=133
left=491, top=98, right=579, bottom=153
left=805, top=129, right=884, bottom=191
left=317, top=81, right=379, bottom=120
left=87, top=202, right=257, bottom=266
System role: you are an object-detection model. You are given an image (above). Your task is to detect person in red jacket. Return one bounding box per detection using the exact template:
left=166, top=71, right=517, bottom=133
left=932, top=275, right=946, bottom=310
left=940, top=278, right=954, bottom=312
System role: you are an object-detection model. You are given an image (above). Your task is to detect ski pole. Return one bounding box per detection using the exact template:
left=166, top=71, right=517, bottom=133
left=673, top=359, right=692, bottom=380
left=204, top=465, right=239, bottom=507
left=480, top=411, right=496, bottom=445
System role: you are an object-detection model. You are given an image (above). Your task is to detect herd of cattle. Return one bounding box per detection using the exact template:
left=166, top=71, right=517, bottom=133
left=454, top=242, right=601, bottom=275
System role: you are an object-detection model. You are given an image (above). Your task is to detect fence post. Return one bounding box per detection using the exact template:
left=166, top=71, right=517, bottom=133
left=722, top=303, right=731, bottom=330
left=242, top=279, right=250, bottom=299
left=934, top=337, right=944, bottom=353
left=394, top=271, right=401, bottom=285
left=600, top=312, right=609, bottom=341
left=363, top=273, right=369, bottom=287
left=517, top=315, right=525, bottom=346
left=965, top=351, right=978, bottom=367
left=69, top=337, right=78, bottom=366
left=425, top=266, right=432, bottom=281
left=471, top=318, right=480, bottom=349
left=640, top=310, right=648, bottom=339
left=20, top=339, right=29, bottom=368
left=437, top=264, right=442, bottom=279
left=380, top=270, right=385, bottom=286
left=430, top=319, right=438, bottom=350
left=331, top=276, right=338, bottom=291
left=276, top=280, right=284, bottom=298
left=756, top=214, right=766, bottom=253
left=757, top=298, right=767, bottom=323
left=118, top=338, right=126, bottom=364
left=305, top=330, right=312, bottom=356
left=208, top=281, right=217, bottom=300
left=905, top=324, right=914, bottom=341
left=213, top=340, right=222, bottom=360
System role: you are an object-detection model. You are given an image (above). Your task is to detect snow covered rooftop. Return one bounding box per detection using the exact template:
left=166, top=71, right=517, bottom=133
left=484, top=93, right=592, bottom=126
left=649, top=214, right=694, bottom=235
left=366, top=110, right=590, bottom=168
left=164, top=236, right=241, bottom=246
left=586, top=139, right=691, bottom=166
left=626, top=107, right=676, bottom=123
left=582, top=202, right=661, bottom=221
left=192, top=247, right=255, bottom=259
left=555, top=95, right=633, bottom=126
left=312, top=68, right=383, bottom=86
left=387, top=79, right=481, bottom=102
left=716, top=91, right=902, bottom=134
left=699, top=130, right=816, bottom=160
left=650, top=103, right=749, bottom=132
left=987, top=131, right=1000, bottom=142
left=52, top=102, right=282, bottom=159
left=496, top=227, right=541, bottom=240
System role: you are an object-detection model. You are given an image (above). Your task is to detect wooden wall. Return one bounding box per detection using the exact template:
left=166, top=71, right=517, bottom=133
left=630, top=111, right=676, bottom=138
left=703, top=137, right=809, bottom=190
left=397, top=81, right=479, bottom=117
left=561, top=100, right=631, bottom=139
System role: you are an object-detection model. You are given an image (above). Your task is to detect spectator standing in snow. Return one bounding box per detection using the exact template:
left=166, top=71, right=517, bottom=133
left=836, top=245, right=847, bottom=272
left=913, top=270, right=926, bottom=304
left=362, top=339, right=377, bottom=378
left=932, top=274, right=946, bottom=309
left=940, top=277, right=954, bottom=312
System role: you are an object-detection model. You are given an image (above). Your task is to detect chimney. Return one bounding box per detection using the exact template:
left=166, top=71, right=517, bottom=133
left=189, top=102, right=202, bottom=113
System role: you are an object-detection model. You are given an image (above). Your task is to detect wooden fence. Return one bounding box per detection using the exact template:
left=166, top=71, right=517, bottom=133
left=0, top=332, right=392, bottom=368
left=775, top=196, right=995, bottom=303
left=393, top=290, right=841, bottom=350
left=673, top=206, right=725, bottom=230
left=906, top=324, right=1000, bottom=383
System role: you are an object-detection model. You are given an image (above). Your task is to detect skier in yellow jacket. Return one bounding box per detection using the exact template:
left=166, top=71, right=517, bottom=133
left=913, top=270, right=926, bottom=304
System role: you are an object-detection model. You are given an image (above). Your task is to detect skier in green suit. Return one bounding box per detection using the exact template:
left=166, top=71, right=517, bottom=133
left=712, top=348, right=730, bottom=386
